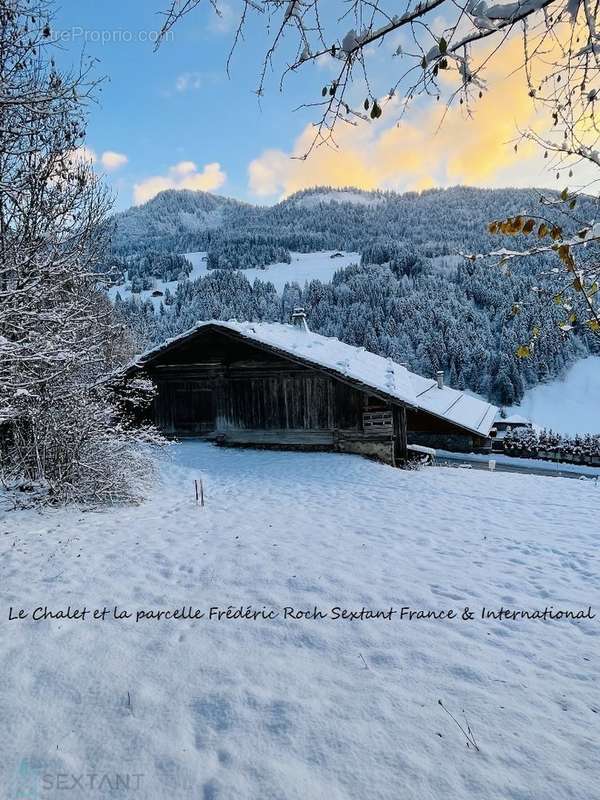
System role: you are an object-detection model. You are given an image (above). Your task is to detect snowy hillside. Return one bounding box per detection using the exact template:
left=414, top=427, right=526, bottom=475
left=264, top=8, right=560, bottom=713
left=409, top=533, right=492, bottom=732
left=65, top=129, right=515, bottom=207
left=3, top=443, right=599, bottom=799
left=184, top=250, right=360, bottom=293
left=109, top=184, right=599, bottom=259
left=292, top=189, right=385, bottom=208
left=506, top=356, right=600, bottom=435
left=110, top=189, right=249, bottom=254
left=108, top=254, right=205, bottom=310
left=108, top=250, right=360, bottom=306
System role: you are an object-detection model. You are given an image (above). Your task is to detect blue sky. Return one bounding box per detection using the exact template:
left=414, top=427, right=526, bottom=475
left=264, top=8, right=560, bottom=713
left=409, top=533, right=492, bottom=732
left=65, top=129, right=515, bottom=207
left=54, top=0, right=320, bottom=208
left=52, top=1, right=571, bottom=211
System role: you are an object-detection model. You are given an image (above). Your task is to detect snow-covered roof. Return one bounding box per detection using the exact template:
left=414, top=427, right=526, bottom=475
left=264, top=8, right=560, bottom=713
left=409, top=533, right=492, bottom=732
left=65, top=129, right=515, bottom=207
left=409, top=371, right=497, bottom=436
left=132, top=320, right=498, bottom=437
left=494, top=414, right=532, bottom=426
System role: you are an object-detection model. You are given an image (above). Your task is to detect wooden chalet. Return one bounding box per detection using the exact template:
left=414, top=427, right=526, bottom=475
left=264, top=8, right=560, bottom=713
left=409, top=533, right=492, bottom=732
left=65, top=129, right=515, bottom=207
left=122, top=312, right=497, bottom=465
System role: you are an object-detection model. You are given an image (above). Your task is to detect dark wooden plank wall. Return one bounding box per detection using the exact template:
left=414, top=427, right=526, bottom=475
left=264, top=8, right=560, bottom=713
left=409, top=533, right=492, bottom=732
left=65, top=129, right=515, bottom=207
left=152, top=375, right=222, bottom=434
left=144, top=329, right=414, bottom=461
left=226, top=373, right=333, bottom=430
left=150, top=362, right=365, bottom=436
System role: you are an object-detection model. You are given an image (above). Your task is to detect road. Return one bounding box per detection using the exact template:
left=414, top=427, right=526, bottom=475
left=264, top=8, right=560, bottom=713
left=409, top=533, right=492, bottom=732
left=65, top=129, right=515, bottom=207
left=436, top=452, right=600, bottom=481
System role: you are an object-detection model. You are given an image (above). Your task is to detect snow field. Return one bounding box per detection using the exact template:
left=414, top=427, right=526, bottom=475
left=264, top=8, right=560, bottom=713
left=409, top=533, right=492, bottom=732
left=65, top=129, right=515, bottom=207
left=107, top=251, right=361, bottom=310
left=184, top=250, right=360, bottom=293
left=506, top=356, right=600, bottom=435
left=1, top=443, right=599, bottom=799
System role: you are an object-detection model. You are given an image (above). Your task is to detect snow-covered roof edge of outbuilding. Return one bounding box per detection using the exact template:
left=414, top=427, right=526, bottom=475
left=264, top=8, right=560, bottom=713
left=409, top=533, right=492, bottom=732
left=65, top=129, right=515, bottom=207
left=494, top=413, right=532, bottom=425
left=123, top=319, right=498, bottom=437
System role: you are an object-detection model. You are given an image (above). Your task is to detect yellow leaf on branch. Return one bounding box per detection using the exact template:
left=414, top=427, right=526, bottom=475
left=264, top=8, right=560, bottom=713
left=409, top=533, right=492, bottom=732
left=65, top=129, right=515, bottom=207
left=522, top=219, right=535, bottom=234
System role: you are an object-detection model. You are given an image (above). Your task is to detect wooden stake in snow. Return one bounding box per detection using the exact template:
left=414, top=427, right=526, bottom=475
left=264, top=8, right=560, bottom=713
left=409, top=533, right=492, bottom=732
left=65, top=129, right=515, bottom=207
left=195, top=479, right=205, bottom=507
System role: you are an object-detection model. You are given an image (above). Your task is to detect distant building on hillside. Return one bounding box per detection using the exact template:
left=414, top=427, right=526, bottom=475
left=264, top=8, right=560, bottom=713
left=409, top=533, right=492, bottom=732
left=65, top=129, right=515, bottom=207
left=120, top=313, right=497, bottom=465
left=490, top=414, right=533, bottom=452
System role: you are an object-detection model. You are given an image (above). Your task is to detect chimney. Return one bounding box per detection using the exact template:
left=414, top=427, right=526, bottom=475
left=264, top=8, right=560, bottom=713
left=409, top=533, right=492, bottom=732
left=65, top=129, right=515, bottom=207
left=436, top=370, right=444, bottom=389
left=291, top=307, right=309, bottom=332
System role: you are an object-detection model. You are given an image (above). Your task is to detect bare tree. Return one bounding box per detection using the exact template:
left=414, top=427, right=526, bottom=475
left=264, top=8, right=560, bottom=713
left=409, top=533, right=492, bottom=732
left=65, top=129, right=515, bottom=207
left=0, top=0, right=161, bottom=505
left=156, top=1, right=598, bottom=163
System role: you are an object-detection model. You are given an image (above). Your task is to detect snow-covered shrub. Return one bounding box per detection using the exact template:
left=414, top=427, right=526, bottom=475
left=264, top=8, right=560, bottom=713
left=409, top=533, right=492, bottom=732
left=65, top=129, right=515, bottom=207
left=503, top=429, right=600, bottom=461
left=2, top=386, right=162, bottom=506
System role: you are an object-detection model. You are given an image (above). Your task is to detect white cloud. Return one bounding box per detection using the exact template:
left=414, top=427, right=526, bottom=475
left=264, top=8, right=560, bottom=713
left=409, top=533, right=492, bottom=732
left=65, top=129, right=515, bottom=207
left=247, top=37, right=572, bottom=199
left=175, top=72, right=205, bottom=92
left=101, top=151, right=128, bottom=171
left=171, top=161, right=198, bottom=177
left=70, top=147, right=128, bottom=173
left=133, top=161, right=227, bottom=204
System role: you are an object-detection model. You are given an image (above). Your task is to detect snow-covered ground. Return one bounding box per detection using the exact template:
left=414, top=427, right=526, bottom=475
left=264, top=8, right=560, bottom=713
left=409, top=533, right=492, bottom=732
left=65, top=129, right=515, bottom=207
left=107, top=251, right=360, bottom=310
left=2, top=443, right=599, bottom=799
left=506, top=356, right=600, bottom=435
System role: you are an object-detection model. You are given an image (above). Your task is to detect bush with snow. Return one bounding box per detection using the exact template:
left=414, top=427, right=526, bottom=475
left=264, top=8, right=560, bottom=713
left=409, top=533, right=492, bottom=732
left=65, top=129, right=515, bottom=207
left=503, top=428, right=600, bottom=461
left=0, top=0, right=162, bottom=506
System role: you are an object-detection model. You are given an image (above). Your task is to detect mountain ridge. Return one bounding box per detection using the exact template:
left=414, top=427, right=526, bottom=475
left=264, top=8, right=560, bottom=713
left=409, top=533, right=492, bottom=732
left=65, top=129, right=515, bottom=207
left=110, top=183, right=571, bottom=259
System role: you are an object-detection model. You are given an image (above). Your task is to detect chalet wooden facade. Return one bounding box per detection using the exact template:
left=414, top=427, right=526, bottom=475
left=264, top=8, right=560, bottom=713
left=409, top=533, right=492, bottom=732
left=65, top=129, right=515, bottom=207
left=123, top=317, right=497, bottom=465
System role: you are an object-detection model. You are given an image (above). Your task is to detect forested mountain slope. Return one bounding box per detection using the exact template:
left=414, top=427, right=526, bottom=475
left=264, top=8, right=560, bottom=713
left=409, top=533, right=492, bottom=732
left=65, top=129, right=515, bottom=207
left=109, top=186, right=599, bottom=406
left=110, top=184, right=599, bottom=263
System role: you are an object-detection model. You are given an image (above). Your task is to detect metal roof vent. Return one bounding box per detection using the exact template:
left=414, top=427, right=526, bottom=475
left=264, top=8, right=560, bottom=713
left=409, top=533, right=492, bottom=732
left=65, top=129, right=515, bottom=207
left=436, top=370, right=444, bottom=389
left=291, top=307, right=309, bottom=332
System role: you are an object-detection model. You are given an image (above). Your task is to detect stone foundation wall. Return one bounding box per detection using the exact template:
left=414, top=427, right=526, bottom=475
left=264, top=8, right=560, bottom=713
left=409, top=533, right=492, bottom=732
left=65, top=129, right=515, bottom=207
left=335, top=438, right=395, bottom=465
